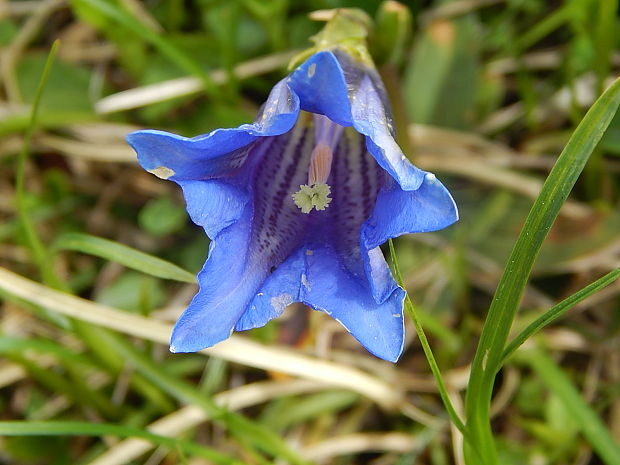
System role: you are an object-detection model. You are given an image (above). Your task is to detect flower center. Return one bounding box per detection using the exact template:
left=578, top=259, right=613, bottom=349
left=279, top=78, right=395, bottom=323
left=292, top=114, right=343, bottom=214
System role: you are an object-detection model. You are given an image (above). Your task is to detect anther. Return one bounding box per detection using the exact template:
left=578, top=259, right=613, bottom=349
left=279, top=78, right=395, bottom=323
left=308, top=143, right=333, bottom=185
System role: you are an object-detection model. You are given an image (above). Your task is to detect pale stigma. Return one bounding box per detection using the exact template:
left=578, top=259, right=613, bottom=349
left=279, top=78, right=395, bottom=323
left=293, top=114, right=343, bottom=214
left=292, top=183, right=332, bottom=213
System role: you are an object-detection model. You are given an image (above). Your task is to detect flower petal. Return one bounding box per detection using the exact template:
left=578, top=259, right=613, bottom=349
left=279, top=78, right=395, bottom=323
left=288, top=50, right=427, bottom=191
left=127, top=80, right=299, bottom=182
left=234, top=248, right=306, bottom=331
left=303, top=247, right=405, bottom=362
left=235, top=245, right=405, bottom=362
left=169, top=204, right=267, bottom=353
left=362, top=173, right=459, bottom=251
left=179, top=180, right=249, bottom=238
left=351, top=75, right=426, bottom=191
left=287, top=51, right=353, bottom=127
left=323, top=127, right=398, bottom=304
left=173, top=121, right=319, bottom=349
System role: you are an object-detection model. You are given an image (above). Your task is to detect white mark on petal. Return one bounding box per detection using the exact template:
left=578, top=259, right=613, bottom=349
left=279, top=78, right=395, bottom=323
left=392, top=313, right=401, bottom=318
left=271, top=293, right=293, bottom=313
left=425, top=173, right=437, bottom=182
left=301, top=273, right=311, bottom=290
left=148, top=166, right=175, bottom=179
left=307, top=63, right=316, bottom=77
left=257, top=292, right=264, bottom=297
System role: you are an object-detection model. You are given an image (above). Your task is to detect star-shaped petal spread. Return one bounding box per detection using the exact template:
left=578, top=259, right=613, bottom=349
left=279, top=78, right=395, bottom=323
left=127, top=49, right=458, bottom=362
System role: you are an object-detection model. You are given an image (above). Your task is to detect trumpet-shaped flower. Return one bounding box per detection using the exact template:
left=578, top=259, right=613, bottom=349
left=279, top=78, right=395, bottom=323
left=127, top=49, right=458, bottom=362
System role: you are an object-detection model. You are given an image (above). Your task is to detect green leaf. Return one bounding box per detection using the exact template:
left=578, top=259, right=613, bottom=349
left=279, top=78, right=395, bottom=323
left=520, top=349, right=620, bottom=465
left=71, top=0, right=217, bottom=93
left=404, top=15, right=480, bottom=129
left=502, top=267, right=620, bottom=363
left=51, top=232, right=196, bottom=283
left=464, top=76, right=620, bottom=465
left=139, top=195, right=188, bottom=237
left=261, top=391, right=359, bottom=431
left=0, top=19, right=19, bottom=46
left=15, top=41, right=60, bottom=286
left=95, top=272, right=165, bottom=312
left=17, top=53, right=94, bottom=113
left=0, top=421, right=235, bottom=464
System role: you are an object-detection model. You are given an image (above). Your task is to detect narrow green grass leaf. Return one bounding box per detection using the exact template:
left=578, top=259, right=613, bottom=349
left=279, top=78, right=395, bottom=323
left=51, top=232, right=196, bottom=283
left=15, top=40, right=59, bottom=284
left=72, top=0, right=216, bottom=93
left=0, top=111, right=96, bottom=137
left=593, top=0, right=618, bottom=94
left=388, top=241, right=467, bottom=435
left=464, top=76, right=620, bottom=465
left=0, top=421, right=235, bottom=464
left=8, top=46, right=183, bottom=416
left=0, top=336, right=96, bottom=368
left=512, top=5, right=570, bottom=54
left=502, top=267, right=620, bottom=363
left=5, top=354, right=121, bottom=419
left=109, top=335, right=311, bottom=465
left=263, top=391, right=359, bottom=431
left=521, top=349, right=620, bottom=465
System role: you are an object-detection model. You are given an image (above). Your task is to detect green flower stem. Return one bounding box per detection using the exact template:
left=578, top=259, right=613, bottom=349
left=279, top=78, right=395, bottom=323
left=388, top=241, right=467, bottom=435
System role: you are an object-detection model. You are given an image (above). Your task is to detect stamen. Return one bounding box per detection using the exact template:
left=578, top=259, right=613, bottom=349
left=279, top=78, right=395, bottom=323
left=308, top=143, right=333, bottom=185
left=293, top=114, right=343, bottom=214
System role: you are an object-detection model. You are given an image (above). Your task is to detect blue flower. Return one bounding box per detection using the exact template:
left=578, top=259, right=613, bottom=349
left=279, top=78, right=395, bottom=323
left=127, top=49, right=457, bottom=362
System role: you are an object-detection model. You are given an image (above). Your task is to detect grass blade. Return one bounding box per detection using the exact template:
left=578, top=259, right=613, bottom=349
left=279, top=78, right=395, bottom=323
left=51, top=232, right=196, bottom=283
left=520, top=349, right=620, bottom=465
left=15, top=40, right=59, bottom=284
left=109, top=335, right=311, bottom=465
left=0, top=421, right=235, bottom=464
left=72, top=0, right=217, bottom=93
left=502, top=267, right=620, bottom=363
left=464, top=77, right=620, bottom=465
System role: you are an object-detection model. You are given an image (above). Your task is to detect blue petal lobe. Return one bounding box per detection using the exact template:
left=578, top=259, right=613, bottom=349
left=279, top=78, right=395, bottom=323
left=303, top=247, right=405, bottom=362
left=233, top=245, right=405, bottom=362
left=234, top=248, right=305, bottom=331
left=350, top=75, right=426, bottom=191
left=362, top=173, right=459, bottom=251
left=170, top=205, right=267, bottom=353
left=127, top=80, right=299, bottom=182
left=179, top=180, right=249, bottom=238
left=127, top=128, right=256, bottom=181
left=364, top=246, right=399, bottom=304
left=288, top=51, right=353, bottom=127
left=322, top=128, right=398, bottom=305
left=288, top=51, right=427, bottom=191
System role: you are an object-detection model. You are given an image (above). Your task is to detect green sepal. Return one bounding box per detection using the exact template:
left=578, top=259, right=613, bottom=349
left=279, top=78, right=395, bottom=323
left=289, top=8, right=374, bottom=70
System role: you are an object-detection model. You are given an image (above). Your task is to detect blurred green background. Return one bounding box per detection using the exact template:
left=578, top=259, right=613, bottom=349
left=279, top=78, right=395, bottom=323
left=0, top=1, right=619, bottom=464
